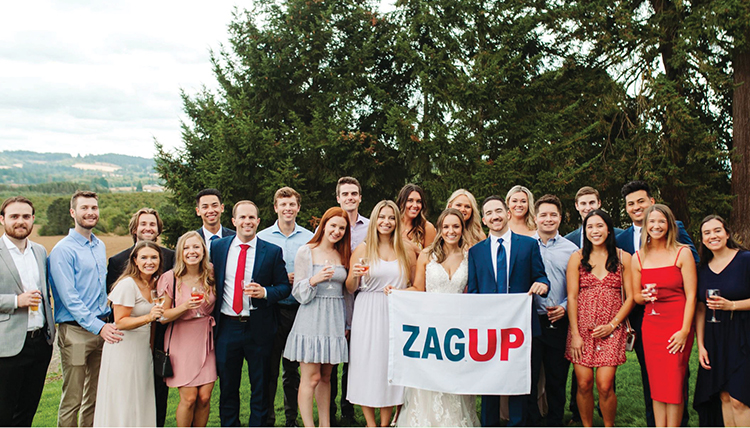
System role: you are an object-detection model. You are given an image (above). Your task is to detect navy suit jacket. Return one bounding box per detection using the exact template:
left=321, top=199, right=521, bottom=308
left=467, top=232, right=549, bottom=337
left=616, top=220, right=699, bottom=264
left=210, top=236, right=291, bottom=338
left=197, top=225, right=236, bottom=243
left=564, top=226, right=625, bottom=249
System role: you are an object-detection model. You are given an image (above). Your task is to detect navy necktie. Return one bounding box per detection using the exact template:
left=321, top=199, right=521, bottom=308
left=496, top=238, right=507, bottom=294
left=210, top=235, right=219, bottom=242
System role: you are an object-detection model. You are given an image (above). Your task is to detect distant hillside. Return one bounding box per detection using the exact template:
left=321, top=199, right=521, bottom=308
left=0, top=151, right=161, bottom=189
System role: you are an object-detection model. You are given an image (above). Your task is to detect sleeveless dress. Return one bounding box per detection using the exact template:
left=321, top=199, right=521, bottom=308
left=284, top=245, right=348, bottom=364
left=695, top=250, right=750, bottom=409
left=639, top=247, right=694, bottom=404
left=565, top=265, right=627, bottom=367
left=397, top=256, right=480, bottom=427
left=348, top=258, right=408, bottom=407
left=156, top=270, right=217, bottom=388
left=93, top=278, right=156, bottom=427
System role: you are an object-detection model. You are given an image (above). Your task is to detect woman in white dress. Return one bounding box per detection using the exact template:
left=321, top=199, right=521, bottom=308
left=94, top=241, right=165, bottom=427
left=388, top=208, right=480, bottom=427
left=346, top=200, right=416, bottom=427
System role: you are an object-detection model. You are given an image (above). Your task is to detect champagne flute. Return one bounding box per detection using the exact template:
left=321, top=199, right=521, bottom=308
left=645, top=283, right=659, bottom=316
left=244, top=278, right=258, bottom=311
left=191, top=286, right=205, bottom=318
left=359, top=258, right=370, bottom=290
left=706, top=289, right=721, bottom=323
left=324, top=260, right=335, bottom=290
left=150, top=290, right=167, bottom=321
left=545, top=297, right=557, bottom=329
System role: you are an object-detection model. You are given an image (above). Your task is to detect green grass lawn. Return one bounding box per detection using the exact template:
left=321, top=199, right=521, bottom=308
left=32, top=346, right=700, bottom=427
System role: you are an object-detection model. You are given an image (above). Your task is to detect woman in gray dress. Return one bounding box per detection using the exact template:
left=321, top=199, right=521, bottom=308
left=284, top=207, right=352, bottom=427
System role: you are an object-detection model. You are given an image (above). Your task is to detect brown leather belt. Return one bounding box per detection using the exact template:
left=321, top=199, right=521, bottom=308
left=221, top=313, right=249, bottom=322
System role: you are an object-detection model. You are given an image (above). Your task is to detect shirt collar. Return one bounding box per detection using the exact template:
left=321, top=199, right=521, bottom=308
left=203, top=225, right=221, bottom=240
left=533, top=231, right=560, bottom=246
left=492, top=229, right=512, bottom=244
left=355, top=214, right=366, bottom=226
left=68, top=228, right=100, bottom=246
left=2, top=233, right=28, bottom=255
left=270, top=220, right=303, bottom=237
left=231, top=235, right=257, bottom=249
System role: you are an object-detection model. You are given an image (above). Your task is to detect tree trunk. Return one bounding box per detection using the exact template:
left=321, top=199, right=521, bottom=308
left=731, top=39, right=750, bottom=244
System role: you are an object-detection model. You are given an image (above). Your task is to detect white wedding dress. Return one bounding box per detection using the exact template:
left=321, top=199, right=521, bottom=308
left=396, top=256, right=480, bottom=427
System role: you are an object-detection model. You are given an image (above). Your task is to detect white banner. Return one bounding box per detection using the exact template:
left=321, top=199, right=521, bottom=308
left=388, top=291, right=531, bottom=395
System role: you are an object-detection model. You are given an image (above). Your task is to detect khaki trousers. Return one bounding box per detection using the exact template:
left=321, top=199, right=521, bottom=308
left=57, top=324, right=104, bottom=427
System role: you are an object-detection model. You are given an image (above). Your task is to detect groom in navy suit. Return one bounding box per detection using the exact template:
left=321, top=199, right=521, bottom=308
left=468, top=195, right=549, bottom=427
left=211, top=200, right=291, bottom=427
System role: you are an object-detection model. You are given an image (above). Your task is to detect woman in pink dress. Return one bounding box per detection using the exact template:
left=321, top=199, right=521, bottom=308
left=157, top=231, right=217, bottom=427
left=566, top=210, right=634, bottom=427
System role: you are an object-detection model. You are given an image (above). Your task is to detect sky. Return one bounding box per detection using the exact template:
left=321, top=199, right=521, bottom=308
left=2, top=1, right=393, bottom=159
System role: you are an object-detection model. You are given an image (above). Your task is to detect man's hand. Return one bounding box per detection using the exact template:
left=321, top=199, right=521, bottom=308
left=17, top=290, right=42, bottom=308
left=528, top=282, right=548, bottom=296
left=100, top=323, right=123, bottom=344
left=546, top=305, right=566, bottom=323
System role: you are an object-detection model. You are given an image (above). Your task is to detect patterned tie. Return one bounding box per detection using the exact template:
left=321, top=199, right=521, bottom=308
left=233, top=244, right=250, bottom=314
left=496, top=238, right=507, bottom=294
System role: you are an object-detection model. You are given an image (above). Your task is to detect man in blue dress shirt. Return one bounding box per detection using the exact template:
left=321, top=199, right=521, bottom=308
left=49, top=191, right=123, bottom=427
left=528, top=195, right=579, bottom=426
left=257, top=187, right=314, bottom=427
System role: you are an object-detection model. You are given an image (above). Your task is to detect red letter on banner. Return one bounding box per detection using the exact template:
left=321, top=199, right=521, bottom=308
left=500, top=328, right=524, bottom=361
left=468, top=329, right=497, bottom=361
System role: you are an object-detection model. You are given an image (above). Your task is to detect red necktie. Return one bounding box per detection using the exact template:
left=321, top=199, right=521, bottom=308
left=233, top=244, right=250, bottom=314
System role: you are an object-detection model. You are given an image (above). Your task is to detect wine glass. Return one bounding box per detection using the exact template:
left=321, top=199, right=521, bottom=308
left=545, top=297, right=557, bottom=329
left=645, top=283, right=659, bottom=316
left=706, top=289, right=721, bottom=323
left=243, top=278, right=258, bottom=311
left=191, top=286, right=205, bottom=318
left=324, top=260, right=335, bottom=290
left=150, top=290, right=167, bottom=322
left=359, top=258, right=370, bottom=290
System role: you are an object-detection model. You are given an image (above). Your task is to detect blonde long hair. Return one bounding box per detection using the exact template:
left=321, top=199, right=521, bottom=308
left=174, top=231, right=215, bottom=295
left=446, top=189, right=485, bottom=247
left=639, top=204, right=685, bottom=260
left=363, top=200, right=411, bottom=281
left=506, top=185, right=537, bottom=232
left=427, top=208, right=466, bottom=263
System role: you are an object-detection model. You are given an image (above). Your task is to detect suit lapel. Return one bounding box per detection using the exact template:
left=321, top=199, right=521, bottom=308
left=508, top=232, right=519, bottom=283
left=30, top=243, right=47, bottom=297
left=0, top=240, right=24, bottom=293
left=252, top=240, right=267, bottom=281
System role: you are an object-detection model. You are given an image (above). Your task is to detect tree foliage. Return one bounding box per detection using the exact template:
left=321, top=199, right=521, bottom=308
left=156, top=0, right=747, bottom=244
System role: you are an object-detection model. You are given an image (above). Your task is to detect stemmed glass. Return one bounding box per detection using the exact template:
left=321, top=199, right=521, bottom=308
left=358, top=258, right=370, bottom=290
left=545, top=297, right=557, bottom=329
left=243, top=278, right=258, bottom=311
left=706, top=289, right=721, bottom=323
left=324, top=260, right=335, bottom=290
left=150, top=290, right=167, bottom=322
left=191, top=286, right=205, bottom=318
left=645, top=283, right=660, bottom=316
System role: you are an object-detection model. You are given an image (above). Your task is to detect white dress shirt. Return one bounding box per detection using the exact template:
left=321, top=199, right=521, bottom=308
left=203, top=226, right=223, bottom=256
left=489, top=229, right=512, bottom=292
left=221, top=236, right=257, bottom=316
left=633, top=225, right=642, bottom=250
left=3, top=234, right=45, bottom=331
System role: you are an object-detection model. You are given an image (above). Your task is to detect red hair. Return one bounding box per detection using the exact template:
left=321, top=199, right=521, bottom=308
left=308, top=207, right=352, bottom=269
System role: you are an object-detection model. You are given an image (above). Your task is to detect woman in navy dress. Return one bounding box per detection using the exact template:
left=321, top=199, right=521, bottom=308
left=695, top=215, right=750, bottom=427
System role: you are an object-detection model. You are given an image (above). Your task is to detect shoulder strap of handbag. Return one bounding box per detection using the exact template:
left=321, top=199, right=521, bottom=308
left=618, top=249, right=633, bottom=332
left=165, top=274, right=176, bottom=354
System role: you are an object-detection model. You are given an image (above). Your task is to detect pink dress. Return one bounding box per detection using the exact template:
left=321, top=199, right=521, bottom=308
left=157, top=270, right=218, bottom=388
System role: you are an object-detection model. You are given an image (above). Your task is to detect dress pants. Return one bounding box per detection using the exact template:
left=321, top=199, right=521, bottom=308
left=57, top=323, right=104, bottom=427
left=266, top=304, right=300, bottom=426
left=482, top=394, right=527, bottom=427
left=527, top=315, right=569, bottom=426
left=216, top=316, right=273, bottom=427
left=0, top=330, right=53, bottom=426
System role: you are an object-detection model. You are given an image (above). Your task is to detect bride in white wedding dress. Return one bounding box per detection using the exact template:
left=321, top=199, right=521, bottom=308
left=389, top=208, right=480, bottom=427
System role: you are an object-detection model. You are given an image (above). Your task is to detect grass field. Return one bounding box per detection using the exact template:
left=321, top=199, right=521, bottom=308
left=31, top=346, right=701, bottom=427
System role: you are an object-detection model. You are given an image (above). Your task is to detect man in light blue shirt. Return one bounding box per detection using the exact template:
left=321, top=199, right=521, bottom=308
left=49, top=191, right=122, bottom=427
left=529, top=194, right=578, bottom=426
left=257, top=187, right=314, bottom=427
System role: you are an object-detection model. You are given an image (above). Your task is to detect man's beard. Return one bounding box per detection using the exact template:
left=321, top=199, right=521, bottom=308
left=5, top=224, right=32, bottom=240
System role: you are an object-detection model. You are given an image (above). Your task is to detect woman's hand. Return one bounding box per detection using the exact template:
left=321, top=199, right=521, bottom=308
left=569, top=334, right=584, bottom=362
left=384, top=284, right=395, bottom=295
left=591, top=323, right=616, bottom=339
left=311, top=265, right=334, bottom=287
left=149, top=305, right=164, bottom=322
left=641, top=287, right=656, bottom=302
left=706, top=296, right=731, bottom=311
left=182, top=295, right=202, bottom=310
left=667, top=329, right=689, bottom=354
left=698, top=345, right=711, bottom=370
left=350, top=263, right=366, bottom=279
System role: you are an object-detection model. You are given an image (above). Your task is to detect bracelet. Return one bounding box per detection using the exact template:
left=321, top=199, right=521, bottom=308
left=609, top=322, right=616, bottom=330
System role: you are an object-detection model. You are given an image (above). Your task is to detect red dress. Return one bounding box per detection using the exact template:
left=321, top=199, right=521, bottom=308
left=565, top=265, right=627, bottom=367
left=638, top=248, right=694, bottom=404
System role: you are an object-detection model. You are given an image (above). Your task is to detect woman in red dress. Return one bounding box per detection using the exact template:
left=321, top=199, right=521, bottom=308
left=632, top=204, right=697, bottom=427
left=566, top=210, right=634, bottom=427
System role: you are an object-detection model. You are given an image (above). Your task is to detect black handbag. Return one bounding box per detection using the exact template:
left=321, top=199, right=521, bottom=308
left=154, top=275, right=175, bottom=378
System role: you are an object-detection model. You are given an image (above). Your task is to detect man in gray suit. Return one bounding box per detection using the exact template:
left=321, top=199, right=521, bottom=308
left=0, top=196, right=55, bottom=426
